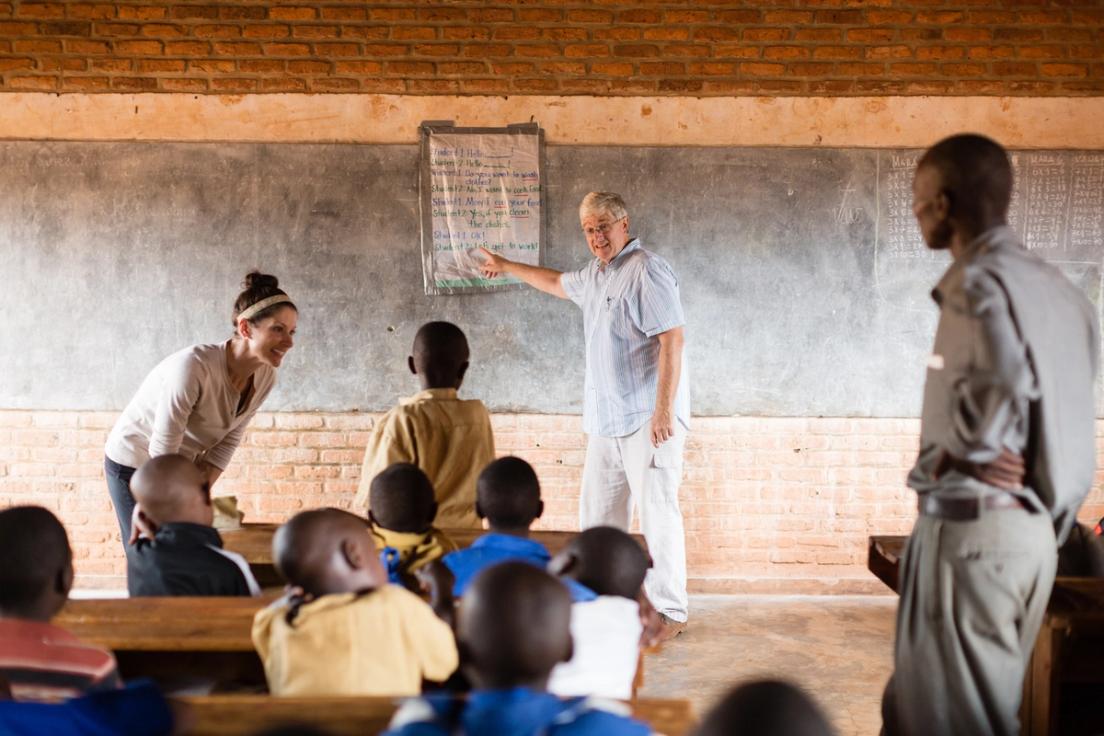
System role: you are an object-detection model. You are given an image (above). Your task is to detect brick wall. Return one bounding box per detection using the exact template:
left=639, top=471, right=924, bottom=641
left=3, top=409, right=1103, bottom=594
left=0, top=1, right=1101, bottom=95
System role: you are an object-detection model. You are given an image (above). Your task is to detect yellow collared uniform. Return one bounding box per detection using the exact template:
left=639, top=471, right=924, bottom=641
left=252, top=585, right=458, bottom=697
left=373, top=525, right=457, bottom=587
left=355, top=388, right=495, bottom=529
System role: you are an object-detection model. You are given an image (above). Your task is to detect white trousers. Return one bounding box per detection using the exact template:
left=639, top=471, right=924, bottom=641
left=579, top=422, right=689, bottom=621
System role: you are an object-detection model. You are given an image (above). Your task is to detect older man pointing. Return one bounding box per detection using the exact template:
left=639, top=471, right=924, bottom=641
left=479, top=192, right=690, bottom=639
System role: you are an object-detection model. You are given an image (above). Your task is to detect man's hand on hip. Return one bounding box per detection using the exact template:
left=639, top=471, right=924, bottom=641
left=650, top=408, right=675, bottom=447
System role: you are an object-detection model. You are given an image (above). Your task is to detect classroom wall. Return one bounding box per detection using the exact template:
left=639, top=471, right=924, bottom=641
left=2, top=2, right=1103, bottom=593
left=0, top=2, right=1101, bottom=95
left=3, top=409, right=1104, bottom=592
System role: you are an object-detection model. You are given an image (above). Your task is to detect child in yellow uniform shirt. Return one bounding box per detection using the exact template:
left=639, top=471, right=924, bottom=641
left=355, top=322, right=495, bottom=529
left=251, top=508, right=458, bottom=696
left=369, top=462, right=457, bottom=591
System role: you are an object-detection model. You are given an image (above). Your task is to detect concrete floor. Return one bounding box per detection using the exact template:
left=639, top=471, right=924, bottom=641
left=638, top=594, right=899, bottom=736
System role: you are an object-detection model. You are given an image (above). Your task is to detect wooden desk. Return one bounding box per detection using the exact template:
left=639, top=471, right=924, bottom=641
left=867, top=534, right=1104, bottom=735
left=223, top=524, right=647, bottom=588
left=175, top=694, right=696, bottom=736
left=56, top=597, right=267, bottom=688
left=867, top=535, right=905, bottom=593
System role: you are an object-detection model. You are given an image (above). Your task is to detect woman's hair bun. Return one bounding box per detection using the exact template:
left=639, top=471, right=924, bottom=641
left=242, top=271, right=279, bottom=291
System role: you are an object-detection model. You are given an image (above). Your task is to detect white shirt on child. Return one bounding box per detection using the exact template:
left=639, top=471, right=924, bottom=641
left=548, top=595, right=642, bottom=701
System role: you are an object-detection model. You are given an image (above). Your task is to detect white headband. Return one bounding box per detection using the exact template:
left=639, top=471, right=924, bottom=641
left=237, top=294, right=294, bottom=323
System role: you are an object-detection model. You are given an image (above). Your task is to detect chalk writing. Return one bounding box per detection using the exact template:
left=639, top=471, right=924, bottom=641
left=421, top=130, right=542, bottom=294
left=878, top=150, right=1104, bottom=263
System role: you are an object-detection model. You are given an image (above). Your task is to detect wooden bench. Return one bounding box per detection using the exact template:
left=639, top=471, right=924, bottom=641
left=55, top=596, right=267, bottom=689
left=868, top=534, right=1104, bottom=735
left=223, top=524, right=647, bottom=588
left=174, top=694, right=696, bottom=736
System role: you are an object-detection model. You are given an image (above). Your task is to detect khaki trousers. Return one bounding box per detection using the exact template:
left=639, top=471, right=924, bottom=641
left=883, top=507, right=1057, bottom=736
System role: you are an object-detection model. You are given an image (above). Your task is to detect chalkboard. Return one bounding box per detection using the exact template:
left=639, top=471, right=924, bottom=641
left=0, top=142, right=1101, bottom=417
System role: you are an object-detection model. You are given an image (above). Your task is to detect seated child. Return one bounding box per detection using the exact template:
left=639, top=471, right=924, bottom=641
left=384, top=562, right=650, bottom=736
left=548, top=527, right=649, bottom=700
left=251, top=508, right=458, bottom=696
left=369, top=463, right=457, bottom=590
left=127, top=454, right=260, bottom=597
left=355, top=321, right=495, bottom=529
left=0, top=506, right=120, bottom=701
left=440, top=457, right=555, bottom=597
left=693, top=679, right=836, bottom=736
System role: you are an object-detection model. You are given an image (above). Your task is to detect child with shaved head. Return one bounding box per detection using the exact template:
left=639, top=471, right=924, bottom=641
left=251, top=508, right=458, bottom=696
left=369, top=463, right=457, bottom=590
left=548, top=526, right=650, bottom=700
left=439, top=456, right=561, bottom=598
left=0, top=506, right=120, bottom=701
left=355, top=321, right=495, bottom=529
left=385, top=562, right=650, bottom=736
left=127, top=454, right=260, bottom=597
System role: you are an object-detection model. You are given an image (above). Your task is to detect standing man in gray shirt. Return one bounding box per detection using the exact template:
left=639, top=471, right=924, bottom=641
left=882, top=134, right=1099, bottom=736
left=478, top=192, right=690, bottom=640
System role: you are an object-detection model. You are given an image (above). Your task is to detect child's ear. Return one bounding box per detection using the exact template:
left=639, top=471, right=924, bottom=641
left=341, top=537, right=364, bottom=570
left=55, top=559, right=74, bottom=598
left=407, top=356, right=418, bottom=376
left=560, top=638, right=574, bottom=665
left=237, top=319, right=252, bottom=340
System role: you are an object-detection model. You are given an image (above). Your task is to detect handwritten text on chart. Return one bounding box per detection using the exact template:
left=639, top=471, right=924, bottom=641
left=424, top=131, right=542, bottom=292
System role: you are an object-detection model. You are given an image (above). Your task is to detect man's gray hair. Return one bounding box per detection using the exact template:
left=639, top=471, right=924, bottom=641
left=579, top=191, right=628, bottom=223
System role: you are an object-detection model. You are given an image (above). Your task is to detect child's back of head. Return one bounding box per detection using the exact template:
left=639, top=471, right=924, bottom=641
left=130, top=454, right=213, bottom=528
left=412, top=321, right=470, bottom=389
left=694, top=680, right=836, bottom=736
left=476, top=457, right=543, bottom=533
left=369, top=463, right=438, bottom=533
left=0, top=506, right=72, bottom=620
left=274, top=508, right=386, bottom=597
left=553, top=526, right=648, bottom=600
left=458, top=561, right=572, bottom=690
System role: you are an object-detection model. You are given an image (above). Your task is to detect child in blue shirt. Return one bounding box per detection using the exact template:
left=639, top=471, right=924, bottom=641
left=441, top=457, right=551, bottom=596
left=384, top=562, right=650, bottom=736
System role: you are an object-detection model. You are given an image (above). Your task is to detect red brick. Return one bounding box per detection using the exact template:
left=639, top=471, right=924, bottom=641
left=137, top=58, right=185, bottom=73
left=111, top=75, right=157, bottom=90
left=340, top=25, right=387, bottom=40
left=612, top=44, right=659, bottom=58
left=170, top=5, right=219, bottom=20
left=291, top=24, right=339, bottom=39
left=320, top=6, right=365, bottom=21
left=944, top=28, right=993, bottom=42
left=1041, top=62, right=1088, bottom=77
left=239, top=58, right=284, bottom=72
left=590, top=61, right=633, bottom=76
left=413, top=43, right=460, bottom=57
left=117, top=6, right=165, bottom=20
left=89, top=57, right=131, bottom=71
left=916, top=46, right=965, bottom=61
left=391, top=26, right=436, bottom=41
left=515, top=44, right=560, bottom=59
left=242, top=25, right=290, bottom=39
left=220, top=6, right=264, bottom=21
left=140, top=23, right=186, bottom=37
left=314, top=42, right=358, bottom=56
left=0, top=57, right=33, bottom=70
left=793, top=28, right=841, bottom=42
left=442, top=26, right=490, bottom=41
left=66, top=4, right=115, bottom=19
left=210, top=77, right=257, bottom=91
left=164, top=40, right=209, bottom=55
left=813, top=9, right=863, bottom=24
left=642, top=27, right=689, bottom=42
left=763, top=46, right=810, bottom=61
left=966, top=46, right=1015, bottom=60
left=592, top=28, right=639, bottom=42
left=386, top=60, right=433, bottom=75
left=739, top=62, right=785, bottom=76
left=565, top=9, right=612, bottom=24
left=405, top=78, right=458, bottom=92
left=14, top=39, right=62, bottom=52
left=259, top=77, right=306, bottom=91
left=618, top=9, right=660, bottom=24
left=260, top=42, right=308, bottom=56
left=114, top=39, right=163, bottom=55
left=741, top=27, right=789, bottom=42
left=763, top=10, right=813, bottom=24
left=193, top=25, right=241, bottom=39
left=415, top=7, right=465, bottom=22
left=287, top=59, right=328, bottom=74
left=160, top=77, right=207, bottom=91
left=18, top=3, right=64, bottom=18
left=564, top=44, right=609, bottom=58
left=865, top=45, right=911, bottom=60
left=518, top=8, right=560, bottom=23
left=189, top=58, right=234, bottom=72
left=812, top=46, right=863, bottom=60
left=866, top=10, right=912, bottom=24
left=268, top=6, right=317, bottom=21
left=846, top=28, right=895, bottom=43
left=64, top=75, right=109, bottom=89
